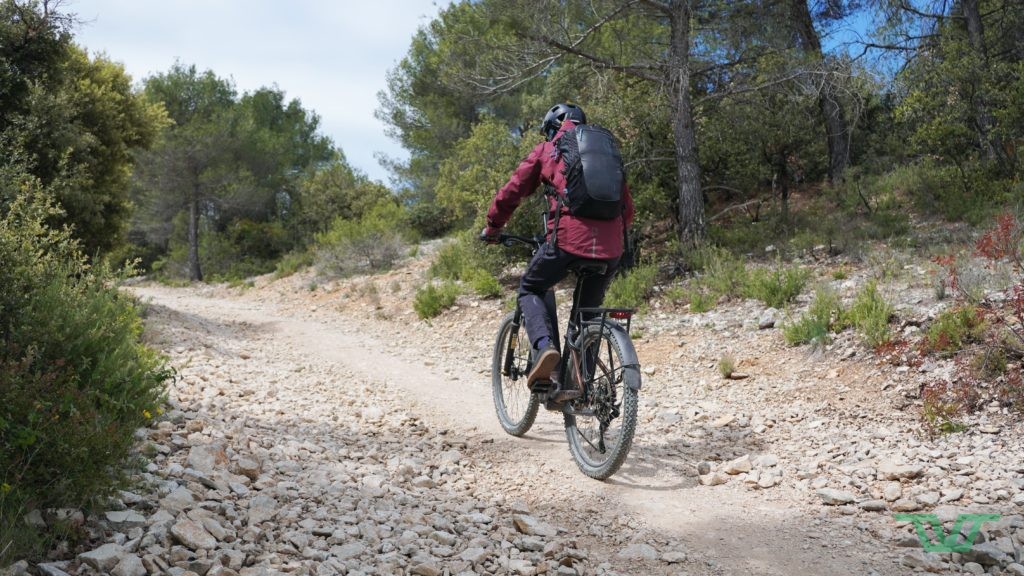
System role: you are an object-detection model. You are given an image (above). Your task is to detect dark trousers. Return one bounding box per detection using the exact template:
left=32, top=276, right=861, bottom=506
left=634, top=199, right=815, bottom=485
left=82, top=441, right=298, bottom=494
left=518, top=243, right=620, bottom=351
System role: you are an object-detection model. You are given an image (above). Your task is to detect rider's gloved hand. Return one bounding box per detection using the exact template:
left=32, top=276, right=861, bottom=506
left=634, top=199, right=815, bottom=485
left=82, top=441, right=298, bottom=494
left=480, top=226, right=501, bottom=244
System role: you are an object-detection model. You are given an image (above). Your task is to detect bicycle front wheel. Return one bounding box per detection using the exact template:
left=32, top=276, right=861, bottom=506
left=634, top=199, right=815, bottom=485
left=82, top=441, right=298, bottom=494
left=563, top=321, right=640, bottom=480
left=492, top=312, right=540, bottom=436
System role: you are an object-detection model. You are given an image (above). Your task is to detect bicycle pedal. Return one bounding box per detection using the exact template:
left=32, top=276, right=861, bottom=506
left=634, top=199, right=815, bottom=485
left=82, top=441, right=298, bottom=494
left=544, top=399, right=564, bottom=412
left=529, top=380, right=554, bottom=394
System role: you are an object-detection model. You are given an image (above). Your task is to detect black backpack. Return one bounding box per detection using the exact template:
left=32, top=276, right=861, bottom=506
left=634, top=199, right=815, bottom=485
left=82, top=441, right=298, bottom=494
left=555, top=124, right=625, bottom=220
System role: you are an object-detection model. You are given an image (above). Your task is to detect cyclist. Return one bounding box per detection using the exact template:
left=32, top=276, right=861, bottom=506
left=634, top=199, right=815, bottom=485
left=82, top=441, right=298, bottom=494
left=480, top=103, right=634, bottom=403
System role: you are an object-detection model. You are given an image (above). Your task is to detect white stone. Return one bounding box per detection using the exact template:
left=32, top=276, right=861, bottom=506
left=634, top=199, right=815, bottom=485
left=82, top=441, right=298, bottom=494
left=816, top=488, right=856, bottom=505
left=78, top=544, right=126, bottom=572
left=171, top=517, right=217, bottom=550
left=111, top=555, right=146, bottom=576
left=617, top=543, right=658, bottom=560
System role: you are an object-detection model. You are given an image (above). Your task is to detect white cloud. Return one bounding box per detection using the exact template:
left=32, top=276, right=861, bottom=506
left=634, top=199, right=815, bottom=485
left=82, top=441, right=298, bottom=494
left=70, top=0, right=442, bottom=183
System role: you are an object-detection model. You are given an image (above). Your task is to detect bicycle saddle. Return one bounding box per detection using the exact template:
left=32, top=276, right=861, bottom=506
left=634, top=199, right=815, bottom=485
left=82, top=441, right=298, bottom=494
left=568, top=261, right=608, bottom=276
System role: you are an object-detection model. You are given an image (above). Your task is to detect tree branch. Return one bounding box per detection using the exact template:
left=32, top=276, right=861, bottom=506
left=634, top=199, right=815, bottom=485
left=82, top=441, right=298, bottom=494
left=526, top=32, right=663, bottom=82
left=898, top=0, right=956, bottom=20
left=637, top=0, right=671, bottom=15
left=694, top=70, right=807, bottom=108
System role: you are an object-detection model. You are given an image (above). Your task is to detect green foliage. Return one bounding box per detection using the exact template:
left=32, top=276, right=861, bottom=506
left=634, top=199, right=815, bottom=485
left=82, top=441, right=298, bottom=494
left=414, top=281, right=462, bottom=319
left=926, top=306, right=986, bottom=354
left=687, top=290, right=717, bottom=313
left=717, top=354, right=736, bottom=378
left=783, top=287, right=845, bottom=346
left=466, top=267, right=502, bottom=298
left=846, top=281, right=894, bottom=348
left=605, top=263, right=658, bottom=310
left=405, top=202, right=454, bottom=239
left=1, top=19, right=168, bottom=256
left=863, top=160, right=1007, bottom=226
left=429, top=230, right=508, bottom=282
left=743, top=264, right=809, bottom=309
left=133, top=62, right=334, bottom=280
left=435, top=116, right=539, bottom=228
left=205, top=220, right=290, bottom=281
left=691, top=246, right=749, bottom=299
left=291, top=160, right=391, bottom=246
left=315, top=200, right=407, bottom=277
left=0, top=186, right=169, bottom=560
left=274, top=250, right=313, bottom=279
left=922, top=398, right=968, bottom=435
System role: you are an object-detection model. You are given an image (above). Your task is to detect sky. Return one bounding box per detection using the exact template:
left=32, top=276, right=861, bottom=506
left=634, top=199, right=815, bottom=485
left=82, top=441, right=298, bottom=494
left=69, top=0, right=444, bottom=184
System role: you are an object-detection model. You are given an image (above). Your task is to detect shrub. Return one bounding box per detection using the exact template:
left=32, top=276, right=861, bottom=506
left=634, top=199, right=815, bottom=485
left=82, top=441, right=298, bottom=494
left=847, top=281, right=894, bottom=348
left=687, top=289, right=717, bottom=313
left=466, top=268, right=501, bottom=298
left=718, top=354, right=736, bottom=378
left=682, top=247, right=748, bottom=312
left=605, top=262, right=658, bottom=310
left=0, top=187, right=170, bottom=561
left=925, top=306, right=986, bottom=354
left=783, top=287, right=844, bottom=346
left=414, top=281, right=461, bottom=319
left=744, top=264, right=809, bottom=308
left=430, top=238, right=475, bottom=280
left=274, top=250, right=313, bottom=278
left=429, top=230, right=509, bottom=281
left=696, top=247, right=749, bottom=299
left=316, top=201, right=406, bottom=277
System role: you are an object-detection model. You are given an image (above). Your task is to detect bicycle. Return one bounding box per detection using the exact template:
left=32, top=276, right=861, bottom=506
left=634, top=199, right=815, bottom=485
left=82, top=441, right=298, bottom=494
left=490, top=232, right=642, bottom=480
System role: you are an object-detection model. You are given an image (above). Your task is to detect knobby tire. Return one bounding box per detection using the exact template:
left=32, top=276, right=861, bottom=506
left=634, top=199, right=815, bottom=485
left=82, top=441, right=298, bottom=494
left=563, top=321, right=639, bottom=480
left=491, top=312, right=540, bottom=436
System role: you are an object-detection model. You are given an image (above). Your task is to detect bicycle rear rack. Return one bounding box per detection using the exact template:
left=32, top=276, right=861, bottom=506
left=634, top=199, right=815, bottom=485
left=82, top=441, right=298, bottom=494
left=577, top=307, right=635, bottom=334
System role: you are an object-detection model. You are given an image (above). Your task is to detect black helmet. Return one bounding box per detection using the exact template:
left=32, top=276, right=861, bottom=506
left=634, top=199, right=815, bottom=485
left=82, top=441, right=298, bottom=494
left=541, top=103, right=586, bottom=140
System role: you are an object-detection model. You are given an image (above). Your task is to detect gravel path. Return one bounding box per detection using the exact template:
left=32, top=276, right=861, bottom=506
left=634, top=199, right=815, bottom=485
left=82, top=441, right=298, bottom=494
left=34, top=254, right=1024, bottom=576
left=105, top=283, right=908, bottom=576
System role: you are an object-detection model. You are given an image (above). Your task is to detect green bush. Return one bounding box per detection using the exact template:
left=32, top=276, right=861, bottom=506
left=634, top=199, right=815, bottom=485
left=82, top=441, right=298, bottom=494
left=680, top=246, right=748, bottom=312
left=466, top=268, right=501, bottom=298
left=686, top=289, right=716, bottom=313
left=406, top=202, right=454, bottom=238
left=695, top=246, right=749, bottom=299
left=743, top=264, right=809, bottom=308
left=414, top=281, right=462, bottom=319
left=783, top=287, right=845, bottom=346
left=605, top=263, right=658, bottom=310
left=274, top=250, right=313, bottom=278
left=847, top=281, right=894, bottom=347
left=429, top=230, right=510, bottom=282
left=316, top=201, right=407, bottom=277
left=430, top=237, right=476, bottom=280
left=1, top=187, right=170, bottom=561
left=926, top=305, right=986, bottom=354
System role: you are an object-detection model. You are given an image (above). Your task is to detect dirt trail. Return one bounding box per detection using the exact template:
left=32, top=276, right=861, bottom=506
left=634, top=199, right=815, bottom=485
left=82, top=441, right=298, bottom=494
left=133, top=285, right=903, bottom=575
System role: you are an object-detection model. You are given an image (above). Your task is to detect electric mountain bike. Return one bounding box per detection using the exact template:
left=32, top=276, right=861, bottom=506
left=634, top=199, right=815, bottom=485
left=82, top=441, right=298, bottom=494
left=490, top=233, right=641, bottom=480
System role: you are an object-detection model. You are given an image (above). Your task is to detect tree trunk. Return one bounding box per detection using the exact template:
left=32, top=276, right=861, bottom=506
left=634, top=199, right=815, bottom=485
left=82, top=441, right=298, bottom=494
left=772, top=150, right=790, bottom=228
left=188, top=194, right=203, bottom=282
left=668, top=0, right=706, bottom=246
left=961, top=0, right=1009, bottom=170
left=790, top=0, right=849, bottom=183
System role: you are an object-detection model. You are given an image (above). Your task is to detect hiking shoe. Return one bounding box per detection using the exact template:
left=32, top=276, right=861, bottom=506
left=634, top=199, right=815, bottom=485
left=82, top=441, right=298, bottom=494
left=527, top=344, right=560, bottom=390
left=550, top=382, right=581, bottom=403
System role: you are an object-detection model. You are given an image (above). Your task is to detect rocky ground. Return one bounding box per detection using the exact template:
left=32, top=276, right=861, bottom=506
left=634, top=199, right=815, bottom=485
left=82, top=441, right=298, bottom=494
left=6, top=241, right=1024, bottom=576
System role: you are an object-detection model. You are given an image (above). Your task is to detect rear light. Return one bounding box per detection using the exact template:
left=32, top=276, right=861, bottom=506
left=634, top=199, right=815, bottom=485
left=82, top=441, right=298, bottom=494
left=609, top=311, right=632, bottom=319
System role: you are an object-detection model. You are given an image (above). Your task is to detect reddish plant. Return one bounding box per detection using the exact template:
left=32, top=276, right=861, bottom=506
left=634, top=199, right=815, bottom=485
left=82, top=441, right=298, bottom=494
left=975, top=212, right=1023, bottom=271
left=933, top=254, right=960, bottom=292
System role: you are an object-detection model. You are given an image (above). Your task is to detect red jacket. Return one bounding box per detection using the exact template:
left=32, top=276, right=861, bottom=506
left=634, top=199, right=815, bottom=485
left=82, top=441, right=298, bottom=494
left=486, top=120, right=634, bottom=260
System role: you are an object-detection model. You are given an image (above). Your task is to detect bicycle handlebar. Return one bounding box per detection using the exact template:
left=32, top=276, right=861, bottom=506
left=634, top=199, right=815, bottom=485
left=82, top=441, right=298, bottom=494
left=498, top=233, right=543, bottom=250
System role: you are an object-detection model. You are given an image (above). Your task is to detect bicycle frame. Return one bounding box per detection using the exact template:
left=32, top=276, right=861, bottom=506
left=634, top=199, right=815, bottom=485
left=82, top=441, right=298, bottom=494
left=498, top=233, right=640, bottom=409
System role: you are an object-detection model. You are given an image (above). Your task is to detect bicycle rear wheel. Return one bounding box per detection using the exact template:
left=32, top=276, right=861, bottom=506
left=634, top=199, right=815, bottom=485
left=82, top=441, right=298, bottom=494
left=563, top=321, right=640, bottom=479
left=492, top=312, right=540, bottom=436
